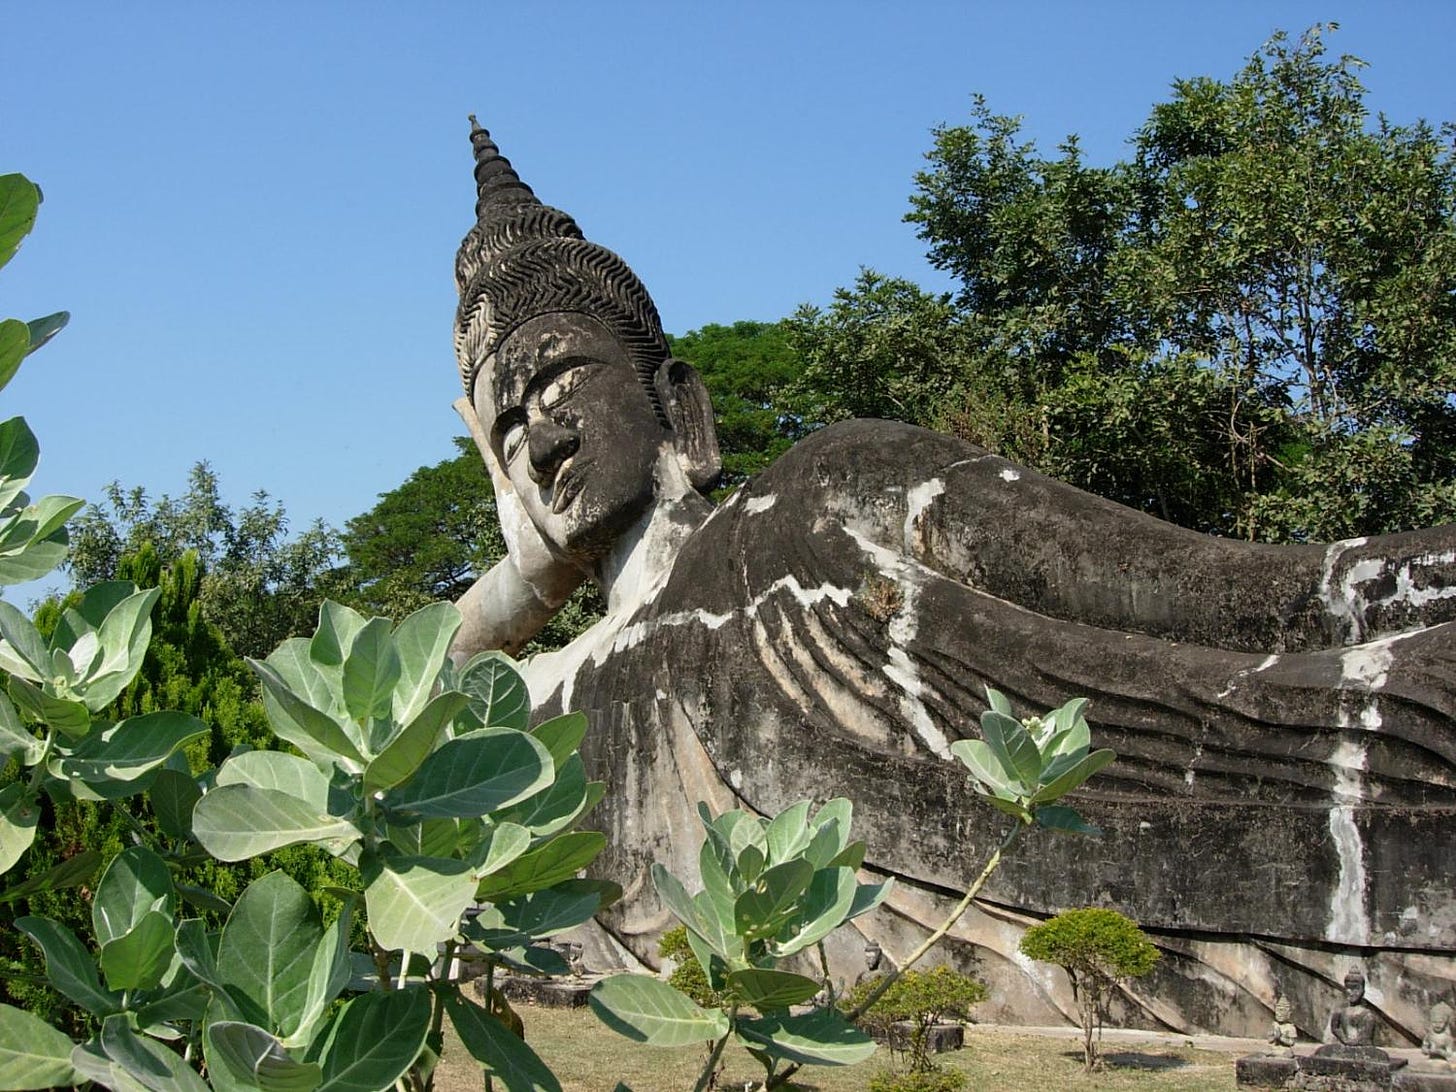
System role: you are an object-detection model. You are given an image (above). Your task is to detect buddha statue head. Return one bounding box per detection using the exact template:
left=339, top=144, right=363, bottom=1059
left=453, top=119, right=719, bottom=569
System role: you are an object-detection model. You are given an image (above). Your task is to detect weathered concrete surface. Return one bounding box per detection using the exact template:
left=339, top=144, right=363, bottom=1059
left=516, top=420, right=1456, bottom=1041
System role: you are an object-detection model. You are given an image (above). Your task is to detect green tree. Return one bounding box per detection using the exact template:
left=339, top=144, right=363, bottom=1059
left=801, top=24, right=1456, bottom=541
left=66, top=463, right=343, bottom=656
left=1019, top=908, right=1160, bottom=1071
left=668, top=321, right=805, bottom=491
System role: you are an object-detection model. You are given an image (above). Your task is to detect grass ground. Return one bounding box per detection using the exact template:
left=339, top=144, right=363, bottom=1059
left=431, top=1007, right=1240, bottom=1091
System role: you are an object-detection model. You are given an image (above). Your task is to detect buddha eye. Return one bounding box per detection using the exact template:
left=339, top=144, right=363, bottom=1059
left=497, top=418, right=526, bottom=465
left=538, top=362, right=595, bottom=412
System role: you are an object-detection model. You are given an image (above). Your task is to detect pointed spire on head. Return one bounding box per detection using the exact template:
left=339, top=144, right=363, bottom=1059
left=468, top=114, right=537, bottom=218
left=454, top=118, right=674, bottom=429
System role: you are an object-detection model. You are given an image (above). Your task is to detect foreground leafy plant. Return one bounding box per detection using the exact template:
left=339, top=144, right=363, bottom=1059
left=590, top=799, right=890, bottom=1091
left=4, top=602, right=615, bottom=1090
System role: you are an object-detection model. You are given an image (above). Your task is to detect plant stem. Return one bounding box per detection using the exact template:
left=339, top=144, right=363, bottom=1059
left=692, top=1005, right=737, bottom=1092
left=848, top=823, right=1020, bottom=1021
left=773, top=823, right=1022, bottom=1090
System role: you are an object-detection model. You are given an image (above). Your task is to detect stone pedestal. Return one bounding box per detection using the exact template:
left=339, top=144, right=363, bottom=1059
left=1237, top=1054, right=1299, bottom=1088
left=485, top=975, right=595, bottom=1008
left=887, top=1021, right=964, bottom=1055
left=1236, top=1045, right=1426, bottom=1091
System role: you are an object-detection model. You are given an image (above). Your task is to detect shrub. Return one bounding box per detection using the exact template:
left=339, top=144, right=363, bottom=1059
left=1019, top=907, right=1160, bottom=1070
left=847, top=965, right=984, bottom=1076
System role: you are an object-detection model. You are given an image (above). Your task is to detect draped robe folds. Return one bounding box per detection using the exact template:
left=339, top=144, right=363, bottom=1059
left=518, top=419, right=1456, bottom=1042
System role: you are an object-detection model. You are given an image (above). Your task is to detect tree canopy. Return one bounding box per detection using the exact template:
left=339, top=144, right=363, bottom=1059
left=793, top=24, right=1456, bottom=541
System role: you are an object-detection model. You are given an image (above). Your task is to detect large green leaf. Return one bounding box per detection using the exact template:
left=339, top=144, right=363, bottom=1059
left=208, top=1021, right=321, bottom=1092
left=365, top=854, right=475, bottom=954
left=649, top=862, right=707, bottom=936
left=264, top=639, right=337, bottom=718
left=589, top=974, right=729, bottom=1047
left=1029, top=748, right=1116, bottom=805
left=93, top=845, right=174, bottom=946
left=736, top=1007, right=876, bottom=1066
left=250, top=660, right=365, bottom=767
left=764, top=801, right=813, bottom=866
left=99, top=1014, right=210, bottom=1092
left=148, top=770, right=202, bottom=841
left=68, top=1039, right=146, bottom=1092
left=363, top=690, right=467, bottom=794
left=775, top=867, right=856, bottom=957
left=384, top=728, right=552, bottom=819
left=390, top=602, right=461, bottom=726
left=7, top=676, right=89, bottom=738
left=0, top=1001, right=77, bottom=1089
left=83, top=586, right=161, bottom=709
left=733, top=858, right=814, bottom=940
left=0, top=320, right=28, bottom=397
left=314, top=987, right=430, bottom=1092
left=23, top=311, right=68, bottom=357
left=980, top=709, right=1041, bottom=792
left=288, top=897, right=354, bottom=1050
left=445, top=993, right=561, bottom=1092
left=174, top=919, right=242, bottom=1020
left=474, top=831, right=605, bottom=900
left=949, top=737, right=1014, bottom=796
left=0, top=783, right=38, bottom=876
left=309, top=602, right=369, bottom=680
left=490, top=754, right=592, bottom=837
left=15, top=915, right=122, bottom=1017
left=0, top=174, right=39, bottom=272
left=457, top=651, right=530, bottom=731
left=99, top=910, right=175, bottom=992
left=528, top=712, right=588, bottom=770
left=194, top=784, right=358, bottom=861
left=473, top=880, right=609, bottom=949
left=0, top=691, right=39, bottom=766
left=0, top=420, right=39, bottom=509
left=0, top=598, right=46, bottom=679
left=60, top=711, right=208, bottom=785
left=218, top=872, right=324, bottom=1038
left=216, top=750, right=331, bottom=812
left=0, top=848, right=99, bottom=904
left=466, top=820, right=531, bottom=877
left=726, top=968, right=822, bottom=1010
left=340, top=616, right=399, bottom=727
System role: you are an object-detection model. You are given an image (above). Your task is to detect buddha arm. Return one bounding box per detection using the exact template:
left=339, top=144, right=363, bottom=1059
left=451, top=551, right=582, bottom=661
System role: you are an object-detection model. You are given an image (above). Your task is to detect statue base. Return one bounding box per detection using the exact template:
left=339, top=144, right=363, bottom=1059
left=494, top=975, right=596, bottom=1008
left=886, top=1021, right=964, bottom=1055
left=1235, top=1044, right=1437, bottom=1091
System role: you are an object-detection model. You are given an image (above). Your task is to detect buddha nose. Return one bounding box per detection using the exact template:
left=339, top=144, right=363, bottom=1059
left=527, top=420, right=579, bottom=485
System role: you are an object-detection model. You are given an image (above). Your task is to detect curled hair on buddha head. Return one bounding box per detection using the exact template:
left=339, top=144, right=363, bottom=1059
left=454, top=117, right=672, bottom=426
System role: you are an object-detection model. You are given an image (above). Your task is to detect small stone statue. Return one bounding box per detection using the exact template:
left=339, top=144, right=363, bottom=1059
left=1268, top=995, right=1297, bottom=1054
left=1423, top=1000, right=1454, bottom=1062
left=1326, top=968, right=1378, bottom=1047
left=561, top=941, right=586, bottom=979
left=854, top=940, right=895, bottom=989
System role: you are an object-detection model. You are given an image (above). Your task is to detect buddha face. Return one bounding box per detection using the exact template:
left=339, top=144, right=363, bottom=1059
left=1345, top=973, right=1366, bottom=1004
left=478, top=311, right=664, bottom=563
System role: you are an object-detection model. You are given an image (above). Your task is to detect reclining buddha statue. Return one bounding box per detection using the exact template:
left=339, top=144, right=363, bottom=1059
left=448, top=119, right=1456, bottom=1040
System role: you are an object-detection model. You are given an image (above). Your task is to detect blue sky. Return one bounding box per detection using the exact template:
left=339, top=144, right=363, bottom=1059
left=2, top=2, right=1453, bottom=579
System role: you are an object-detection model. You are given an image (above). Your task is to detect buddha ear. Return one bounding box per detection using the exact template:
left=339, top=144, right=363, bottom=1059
left=655, top=357, right=721, bottom=493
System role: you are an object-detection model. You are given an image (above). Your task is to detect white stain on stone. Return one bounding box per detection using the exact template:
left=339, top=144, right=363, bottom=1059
left=1216, top=653, right=1281, bottom=699
left=729, top=768, right=743, bottom=790
left=1327, top=736, right=1370, bottom=945
left=744, top=494, right=777, bottom=515
left=844, top=526, right=952, bottom=758
left=1320, top=538, right=1456, bottom=644
left=999, top=467, right=1021, bottom=483
left=903, top=478, right=945, bottom=547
